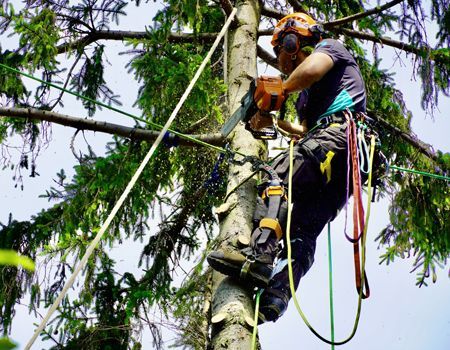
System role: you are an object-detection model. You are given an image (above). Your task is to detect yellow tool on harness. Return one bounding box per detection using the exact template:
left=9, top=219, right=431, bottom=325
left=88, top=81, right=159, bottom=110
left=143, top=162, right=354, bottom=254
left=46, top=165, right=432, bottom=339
left=320, top=150, right=335, bottom=184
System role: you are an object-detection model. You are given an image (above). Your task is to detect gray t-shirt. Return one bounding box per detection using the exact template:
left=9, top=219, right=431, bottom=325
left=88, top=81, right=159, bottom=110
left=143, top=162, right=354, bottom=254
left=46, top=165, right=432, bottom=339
left=295, top=39, right=366, bottom=127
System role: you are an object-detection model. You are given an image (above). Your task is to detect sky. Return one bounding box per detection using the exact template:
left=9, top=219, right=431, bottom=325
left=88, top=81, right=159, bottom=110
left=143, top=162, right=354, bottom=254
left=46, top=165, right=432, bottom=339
left=1, top=1, right=449, bottom=350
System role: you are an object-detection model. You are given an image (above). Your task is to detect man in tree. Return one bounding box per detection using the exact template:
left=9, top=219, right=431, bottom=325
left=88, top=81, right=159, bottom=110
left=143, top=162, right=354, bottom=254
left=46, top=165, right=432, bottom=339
left=208, top=12, right=373, bottom=323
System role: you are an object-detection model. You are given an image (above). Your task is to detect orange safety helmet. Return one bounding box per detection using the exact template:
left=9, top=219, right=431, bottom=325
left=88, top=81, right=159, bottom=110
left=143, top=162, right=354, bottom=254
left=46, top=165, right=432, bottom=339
left=271, top=13, right=323, bottom=56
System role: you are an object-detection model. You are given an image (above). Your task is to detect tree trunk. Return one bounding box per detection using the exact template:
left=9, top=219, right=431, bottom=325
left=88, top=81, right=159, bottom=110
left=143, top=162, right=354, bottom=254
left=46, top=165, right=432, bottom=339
left=209, top=1, right=265, bottom=349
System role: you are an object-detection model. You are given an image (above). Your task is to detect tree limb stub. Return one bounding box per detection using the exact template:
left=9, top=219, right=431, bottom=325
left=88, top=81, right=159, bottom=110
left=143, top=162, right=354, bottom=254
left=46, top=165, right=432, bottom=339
left=219, top=0, right=234, bottom=17
left=0, top=107, right=225, bottom=147
left=257, top=44, right=278, bottom=70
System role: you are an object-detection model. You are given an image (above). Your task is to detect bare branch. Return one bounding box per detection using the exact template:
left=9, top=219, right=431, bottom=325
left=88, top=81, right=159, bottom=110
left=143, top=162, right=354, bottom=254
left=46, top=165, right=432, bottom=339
left=56, top=30, right=218, bottom=55
left=325, top=0, right=404, bottom=28
left=262, top=0, right=405, bottom=26
left=0, top=107, right=225, bottom=147
left=257, top=27, right=428, bottom=59
left=49, top=53, right=82, bottom=110
left=53, top=1, right=415, bottom=62
left=258, top=0, right=427, bottom=58
left=335, top=27, right=424, bottom=56
left=261, top=6, right=284, bottom=20
left=257, top=44, right=278, bottom=71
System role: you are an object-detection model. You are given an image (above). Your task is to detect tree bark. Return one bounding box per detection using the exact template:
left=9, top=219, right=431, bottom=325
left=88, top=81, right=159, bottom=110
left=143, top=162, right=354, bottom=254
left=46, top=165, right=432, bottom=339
left=209, top=1, right=265, bottom=349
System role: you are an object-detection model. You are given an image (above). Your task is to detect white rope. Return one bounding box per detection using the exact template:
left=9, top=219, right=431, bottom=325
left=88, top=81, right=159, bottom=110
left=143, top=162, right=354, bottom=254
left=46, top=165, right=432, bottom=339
left=24, top=8, right=237, bottom=349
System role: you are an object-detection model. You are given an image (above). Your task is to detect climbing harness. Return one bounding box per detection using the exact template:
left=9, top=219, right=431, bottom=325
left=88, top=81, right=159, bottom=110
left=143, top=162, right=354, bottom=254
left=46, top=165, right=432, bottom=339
left=22, top=8, right=238, bottom=350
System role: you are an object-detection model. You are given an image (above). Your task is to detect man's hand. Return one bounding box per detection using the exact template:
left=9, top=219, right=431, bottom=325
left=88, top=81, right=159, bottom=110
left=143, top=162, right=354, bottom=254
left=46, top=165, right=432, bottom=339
left=249, top=111, right=273, bottom=130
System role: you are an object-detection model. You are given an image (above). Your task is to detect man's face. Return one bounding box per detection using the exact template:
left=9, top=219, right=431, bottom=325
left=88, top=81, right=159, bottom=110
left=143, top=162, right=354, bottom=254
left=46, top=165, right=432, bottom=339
left=277, top=48, right=305, bottom=75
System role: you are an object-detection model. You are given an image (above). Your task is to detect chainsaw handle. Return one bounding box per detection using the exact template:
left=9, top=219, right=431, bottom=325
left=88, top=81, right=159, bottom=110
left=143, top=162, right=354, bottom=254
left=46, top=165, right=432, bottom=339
left=245, top=122, right=278, bottom=140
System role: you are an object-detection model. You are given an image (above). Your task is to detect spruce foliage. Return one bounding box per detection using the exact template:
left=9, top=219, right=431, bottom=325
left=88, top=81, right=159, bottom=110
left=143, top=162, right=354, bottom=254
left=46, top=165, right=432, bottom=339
left=0, top=0, right=448, bottom=348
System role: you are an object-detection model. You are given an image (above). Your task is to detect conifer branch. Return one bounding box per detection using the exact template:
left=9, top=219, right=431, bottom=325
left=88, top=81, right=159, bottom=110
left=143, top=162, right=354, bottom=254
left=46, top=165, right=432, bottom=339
left=367, top=111, right=438, bottom=162
left=0, top=107, right=225, bottom=147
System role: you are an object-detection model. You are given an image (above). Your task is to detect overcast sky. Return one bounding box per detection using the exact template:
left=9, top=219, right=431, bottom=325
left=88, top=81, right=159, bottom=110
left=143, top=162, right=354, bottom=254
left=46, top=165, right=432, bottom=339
left=1, top=2, right=449, bottom=349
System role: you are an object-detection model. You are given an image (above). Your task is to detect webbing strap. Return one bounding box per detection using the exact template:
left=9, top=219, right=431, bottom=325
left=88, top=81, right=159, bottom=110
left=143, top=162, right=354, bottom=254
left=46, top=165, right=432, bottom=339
left=257, top=185, right=285, bottom=244
left=348, top=118, right=370, bottom=298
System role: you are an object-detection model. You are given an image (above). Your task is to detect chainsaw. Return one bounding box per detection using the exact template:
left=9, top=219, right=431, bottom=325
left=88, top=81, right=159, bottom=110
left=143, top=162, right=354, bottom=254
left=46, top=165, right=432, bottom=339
left=220, top=76, right=285, bottom=140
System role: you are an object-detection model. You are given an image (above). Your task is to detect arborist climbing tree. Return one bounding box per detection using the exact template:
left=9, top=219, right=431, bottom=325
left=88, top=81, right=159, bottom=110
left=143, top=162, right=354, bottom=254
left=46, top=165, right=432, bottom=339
left=0, top=1, right=449, bottom=350
left=208, top=11, right=379, bottom=324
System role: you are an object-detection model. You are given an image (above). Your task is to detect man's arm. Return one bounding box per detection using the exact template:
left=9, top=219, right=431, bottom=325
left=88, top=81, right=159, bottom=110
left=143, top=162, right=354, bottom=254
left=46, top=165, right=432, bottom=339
left=283, top=52, right=334, bottom=93
left=276, top=119, right=308, bottom=136
left=249, top=112, right=308, bottom=137
left=249, top=51, right=334, bottom=136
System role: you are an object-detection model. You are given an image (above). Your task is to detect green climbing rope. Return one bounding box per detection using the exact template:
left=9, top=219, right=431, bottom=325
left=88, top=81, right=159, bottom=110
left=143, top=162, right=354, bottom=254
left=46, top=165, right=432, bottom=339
left=327, top=223, right=335, bottom=350
left=389, top=164, right=450, bottom=181
left=2, top=62, right=449, bottom=185
left=251, top=289, right=262, bottom=350
left=0, top=62, right=229, bottom=155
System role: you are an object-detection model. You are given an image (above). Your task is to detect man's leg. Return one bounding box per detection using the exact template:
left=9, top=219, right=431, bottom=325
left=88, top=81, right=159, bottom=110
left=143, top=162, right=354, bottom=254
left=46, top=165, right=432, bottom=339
left=258, top=184, right=343, bottom=323
left=207, top=146, right=325, bottom=290
left=257, top=197, right=319, bottom=322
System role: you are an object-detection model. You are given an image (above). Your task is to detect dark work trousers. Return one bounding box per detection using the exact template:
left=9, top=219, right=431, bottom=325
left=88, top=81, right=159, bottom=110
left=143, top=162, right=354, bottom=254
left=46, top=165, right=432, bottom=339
left=257, top=122, right=351, bottom=301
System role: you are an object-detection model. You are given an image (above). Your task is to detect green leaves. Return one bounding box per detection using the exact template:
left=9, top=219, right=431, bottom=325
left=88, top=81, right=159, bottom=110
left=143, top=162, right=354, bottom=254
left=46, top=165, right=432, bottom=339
left=0, top=50, right=27, bottom=102
left=14, top=8, right=59, bottom=71
left=0, top=249, right=35, bottom=271
left=0, top=338, right=17, bottom=350
left=71, top=45, right=121, bottom=117
left=0, top=0, right=449, bottom=348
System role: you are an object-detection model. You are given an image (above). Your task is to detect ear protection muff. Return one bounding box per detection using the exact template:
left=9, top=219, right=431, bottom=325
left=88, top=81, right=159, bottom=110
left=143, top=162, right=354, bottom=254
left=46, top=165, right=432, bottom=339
left=281, top=33, right=300, bottom=55
left=309, top=23, right=325, bottom=41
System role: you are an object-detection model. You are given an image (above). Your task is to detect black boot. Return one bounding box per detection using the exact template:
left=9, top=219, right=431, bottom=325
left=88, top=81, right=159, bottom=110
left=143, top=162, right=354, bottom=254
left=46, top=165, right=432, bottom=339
left=258, top=287, right=289, bottom=324
left=207, top=250, right=273, bottom=288
left=257, top=257, right=305, bottom=324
